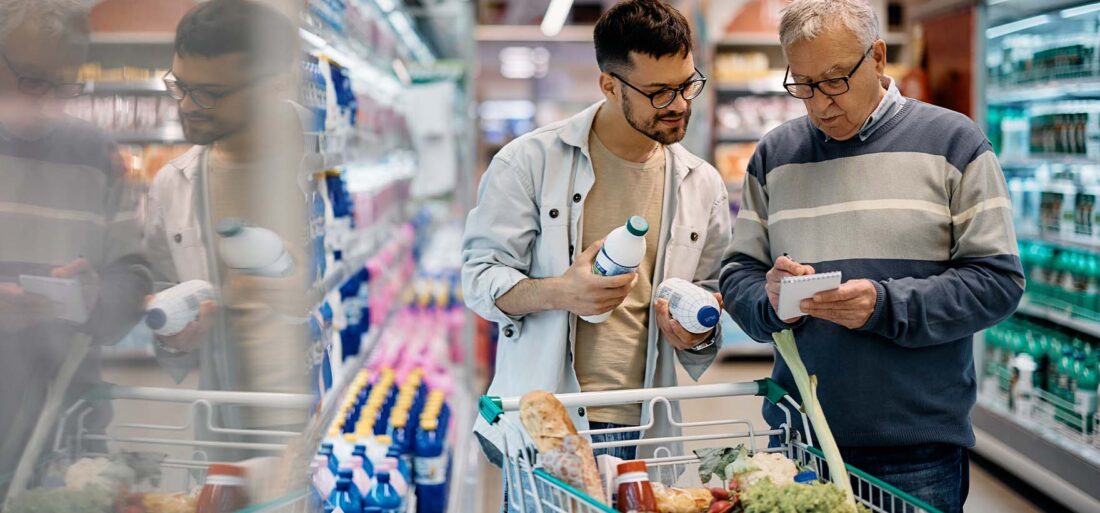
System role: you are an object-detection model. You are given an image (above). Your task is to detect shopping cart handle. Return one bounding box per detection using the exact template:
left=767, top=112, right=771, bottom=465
left=478, top=395, right=505, bottom=424
left=755, top=378, right=791, bottom=405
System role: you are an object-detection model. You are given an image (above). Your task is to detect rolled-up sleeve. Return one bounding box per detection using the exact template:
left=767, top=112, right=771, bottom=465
left=461, top=153, right=539, bottom=337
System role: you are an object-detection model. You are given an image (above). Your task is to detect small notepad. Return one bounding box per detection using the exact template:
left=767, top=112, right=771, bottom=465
left=778, top=271, right=842, bottom=320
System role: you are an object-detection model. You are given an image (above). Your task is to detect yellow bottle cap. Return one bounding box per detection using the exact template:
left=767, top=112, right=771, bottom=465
left=375, top=435, right=393, bottom=446
left=391, top=415, right=408, bottom=429
left=328, top=427, right=342, bottom=437
left=344, top=434, right=358, bottom=443
left=421, top=418, right=439, bottom=431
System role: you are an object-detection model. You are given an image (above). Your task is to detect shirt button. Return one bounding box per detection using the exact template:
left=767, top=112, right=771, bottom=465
left=572, top=193, right=582, bottom=203
left=577, top=407, right=585, bottom=417
left=549, top=209, right=559, bottom=219
left=569, top=244, right=575, bottom=254
left=503, top=326, right=515, bottom=338
left=173, top=233, right=182, bottom=244
left=690, top=232, right=700, bottom=242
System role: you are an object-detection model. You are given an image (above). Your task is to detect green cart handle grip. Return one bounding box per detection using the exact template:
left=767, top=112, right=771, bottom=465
left=754, top=377, right=791, bottom=405
left=479, top=395, right=505, bottom=424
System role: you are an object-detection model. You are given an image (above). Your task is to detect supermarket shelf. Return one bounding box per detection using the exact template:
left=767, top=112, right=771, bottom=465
left=1016, top=298, right=1100, bottom=338
left=716, top=31, right=908, bottom=47
left=86, top=79, right=166, bottom=95
left=1018, top=229, right=1100, bottom=252
left=90, top=32, right=174, bottom=45
left=972, top=401, right=1100, bottom=511
left=988, top=79, right=1100, bottom=105
left=111, top=125, right=185, bottom=145
left=302, top=150, right=346, bottom=173
left=999, top=155, right=1099, bottom=168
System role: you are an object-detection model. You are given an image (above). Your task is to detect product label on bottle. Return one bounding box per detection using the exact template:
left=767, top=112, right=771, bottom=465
left=593, top=248, right=637, bottom=277
left=1076, top=390, right=1098, bottom=415
left=413, top=454, right=449, bottom=486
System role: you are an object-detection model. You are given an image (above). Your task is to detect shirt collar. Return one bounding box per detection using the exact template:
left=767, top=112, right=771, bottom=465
left=816, top=76, right=906, bottom=143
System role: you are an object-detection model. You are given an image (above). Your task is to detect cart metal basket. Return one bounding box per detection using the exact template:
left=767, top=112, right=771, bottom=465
left=479, top=379, right=943, bottom=513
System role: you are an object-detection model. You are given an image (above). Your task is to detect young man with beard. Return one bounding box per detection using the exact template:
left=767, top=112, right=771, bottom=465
left=463, top=0, right=732, bottom=470
left=144, top=0, right=310, bottom=434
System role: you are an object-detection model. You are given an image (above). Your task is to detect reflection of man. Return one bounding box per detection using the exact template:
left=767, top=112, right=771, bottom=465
left=720, top=1, right=1023, bottom=512
left=144, top=0, right=308, bottom=430
left=463, top=0, right=731, bottom=470
left=0, top=0, right=150, bottom=490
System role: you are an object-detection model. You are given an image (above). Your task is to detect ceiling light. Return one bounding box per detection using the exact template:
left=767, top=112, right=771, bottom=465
left=986, top=14, right=1050, bottom=39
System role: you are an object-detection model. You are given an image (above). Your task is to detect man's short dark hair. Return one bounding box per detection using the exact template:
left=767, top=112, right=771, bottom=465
left=594, top=0, right=693, bottom=72
left=175, top=0, right=297, bottom=75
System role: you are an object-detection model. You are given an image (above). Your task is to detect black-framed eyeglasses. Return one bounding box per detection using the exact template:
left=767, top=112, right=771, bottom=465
left=1, top=53, right=84, bottom=98
left=783, top=45, right=873, bottom=99
left=610, top=68, right=708, bottom=109
left=163, top=70, right=268, bottom=110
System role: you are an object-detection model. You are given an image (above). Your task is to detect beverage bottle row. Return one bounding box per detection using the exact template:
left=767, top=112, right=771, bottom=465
left=313, top=364, right=452, bottom=513
left=1020, top=240, right=1100, bottom=315
left=984, top=316, right=1099, bottom=434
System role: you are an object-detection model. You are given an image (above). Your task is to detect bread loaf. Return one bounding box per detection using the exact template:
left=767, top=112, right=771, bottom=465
left=519, top=390, right=578, bottom=453
left=519, top=391, right=606, bottom=504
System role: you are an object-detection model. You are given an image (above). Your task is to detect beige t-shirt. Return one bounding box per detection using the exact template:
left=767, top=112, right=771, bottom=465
left=207, top=154, right=310, bottom=428
left=573, top=131, right=666, bottom=425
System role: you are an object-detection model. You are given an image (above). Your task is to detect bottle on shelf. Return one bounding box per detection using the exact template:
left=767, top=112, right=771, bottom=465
left=328, top=474, right=363, bottom=513
left=1074, top=353, right=1098, bottom=434
left=364, top=471, right=402, bottom=513
left=414, top=416, right=448, bottom=513
left=1013, top=354, right=1039, bottom=418
left=581, top=216, right=649, bottom=324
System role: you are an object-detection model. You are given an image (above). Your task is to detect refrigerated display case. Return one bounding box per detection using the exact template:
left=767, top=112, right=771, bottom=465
left=977, top=1, right=1100, bottom=511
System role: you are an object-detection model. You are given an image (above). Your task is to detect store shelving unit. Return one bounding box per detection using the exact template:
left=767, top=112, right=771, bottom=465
left=977, top=1, right=1100, bottom=510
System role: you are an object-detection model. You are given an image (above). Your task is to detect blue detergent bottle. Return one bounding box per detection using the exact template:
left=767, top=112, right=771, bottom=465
left=328, top=474, right=363, bottom=513
left=364, top=471, right=402, bottom=513
left=414, top=417, right=448, bottom=513
left=352, top=444, right=374, bottom=476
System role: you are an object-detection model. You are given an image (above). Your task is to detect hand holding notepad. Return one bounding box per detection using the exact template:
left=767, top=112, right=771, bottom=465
left=778, top=271, right=843, bottom=320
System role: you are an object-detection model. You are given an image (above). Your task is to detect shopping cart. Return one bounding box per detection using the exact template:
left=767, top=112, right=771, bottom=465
left=479, top=379, right=942, bottom=513
left=7, top=384, right=314, bottom=512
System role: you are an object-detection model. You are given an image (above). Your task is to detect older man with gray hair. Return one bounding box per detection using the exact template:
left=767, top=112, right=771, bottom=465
left=0, top=0, right=151, bottom=495
left=719, top=1, right=1023, bottom=511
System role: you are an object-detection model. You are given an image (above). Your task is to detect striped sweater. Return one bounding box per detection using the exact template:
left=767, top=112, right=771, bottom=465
left=720, top=99, right=1025, bottom=448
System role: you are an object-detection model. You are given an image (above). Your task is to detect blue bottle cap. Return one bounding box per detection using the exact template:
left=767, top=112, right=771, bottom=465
left=338, top=469, right=353, bottom=480
left=697, top=305, right=721, bottom=329
left=353, top=445, right=367, bottom=457
left=794, top=470, right=817, bottom=484
left=375, top=471, right=390, bottom=483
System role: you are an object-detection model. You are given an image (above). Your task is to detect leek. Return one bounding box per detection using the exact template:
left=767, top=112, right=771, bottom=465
left=772, top=329, right=855, bottom=505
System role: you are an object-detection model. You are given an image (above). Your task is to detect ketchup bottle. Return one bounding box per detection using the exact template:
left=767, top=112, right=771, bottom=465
left=615, top=461, right=658, bottom=513
left=197, top=463, right=249, bottom=513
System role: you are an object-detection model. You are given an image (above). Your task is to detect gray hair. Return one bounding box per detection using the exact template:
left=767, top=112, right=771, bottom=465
left=779, top=0, right=881, bottom=54
left=0, top=0, right=91, bottom=51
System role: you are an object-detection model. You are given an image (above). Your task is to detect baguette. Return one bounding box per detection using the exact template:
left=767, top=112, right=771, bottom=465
left=519, top=391, right=606, bottom=504
left=519, top=390, right=578, bottom=454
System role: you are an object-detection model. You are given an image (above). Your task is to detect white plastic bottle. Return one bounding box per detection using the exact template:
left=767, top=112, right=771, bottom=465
left=655, top=278, right=721, bottom=334
left=581, top=216, right=648, bottom=324
left=216, top=217, right=294, bottom=277
left=145, top=280, right=217, bottom=336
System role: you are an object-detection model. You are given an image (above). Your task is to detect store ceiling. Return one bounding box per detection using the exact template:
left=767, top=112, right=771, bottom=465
left=477, top=0, right=619, bottom=25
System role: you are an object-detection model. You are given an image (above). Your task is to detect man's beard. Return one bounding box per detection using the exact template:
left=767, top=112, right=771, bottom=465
left=622, top=93, right=691, bottom=145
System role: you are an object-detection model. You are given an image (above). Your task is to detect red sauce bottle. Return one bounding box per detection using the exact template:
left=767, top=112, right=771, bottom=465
left=196, top=463, right=249, bottom=513
left=615, top=461, right=658, bottom=513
